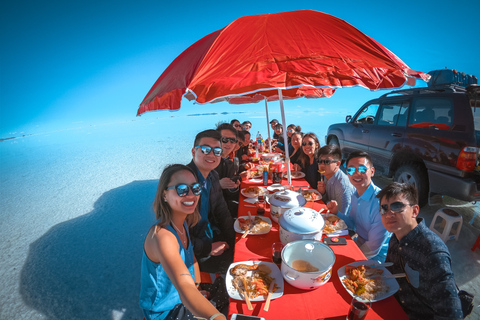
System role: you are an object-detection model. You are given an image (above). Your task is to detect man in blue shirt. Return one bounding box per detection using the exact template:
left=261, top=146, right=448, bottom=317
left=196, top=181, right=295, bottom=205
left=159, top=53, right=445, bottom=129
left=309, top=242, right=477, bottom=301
left=328, top=151, right=391, bottom=262
left=377, top=182, right=463, bottom=319
left=187, top=129, right=235, bottom=273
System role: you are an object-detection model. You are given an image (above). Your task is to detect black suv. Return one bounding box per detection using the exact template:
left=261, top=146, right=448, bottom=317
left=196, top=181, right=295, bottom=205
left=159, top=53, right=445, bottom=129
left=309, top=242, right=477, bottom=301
left=326, top=74, right=480, bottom=206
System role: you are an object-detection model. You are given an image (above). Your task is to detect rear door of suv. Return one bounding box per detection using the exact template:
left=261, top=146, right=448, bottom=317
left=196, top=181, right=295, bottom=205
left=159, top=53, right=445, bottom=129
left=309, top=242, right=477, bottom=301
left=368, top=100, right=409, bottom=174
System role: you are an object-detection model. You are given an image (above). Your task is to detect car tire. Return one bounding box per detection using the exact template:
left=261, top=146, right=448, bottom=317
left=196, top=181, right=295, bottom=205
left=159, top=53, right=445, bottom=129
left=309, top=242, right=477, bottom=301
left=394, top=164, right=429, bottom=207
left=328, top=136, right=340, bottom=147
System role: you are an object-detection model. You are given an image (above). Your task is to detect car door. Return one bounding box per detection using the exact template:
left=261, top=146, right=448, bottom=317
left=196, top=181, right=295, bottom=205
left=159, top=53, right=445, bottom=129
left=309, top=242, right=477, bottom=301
left=341, top=102, right=379, bottom=156
left=368, top=101, right=409, bottom=174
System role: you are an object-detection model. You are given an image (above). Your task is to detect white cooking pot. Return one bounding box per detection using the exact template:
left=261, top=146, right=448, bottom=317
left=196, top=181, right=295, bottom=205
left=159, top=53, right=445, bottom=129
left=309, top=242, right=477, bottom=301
left=268, top=189, right=306, bottom=223
left=279, top=207, right=324, bottom=245
left=281, top=240, right=335, bottom=290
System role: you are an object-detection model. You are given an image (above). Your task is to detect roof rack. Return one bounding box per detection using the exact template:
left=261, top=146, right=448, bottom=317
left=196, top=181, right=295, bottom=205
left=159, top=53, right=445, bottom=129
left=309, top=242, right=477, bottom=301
left=380, top=84, right=468, bottom=98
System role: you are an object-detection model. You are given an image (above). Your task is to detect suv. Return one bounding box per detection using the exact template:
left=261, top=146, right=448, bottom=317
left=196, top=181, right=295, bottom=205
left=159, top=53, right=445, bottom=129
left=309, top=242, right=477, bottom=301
left=326, top=74, right=480, bottom=206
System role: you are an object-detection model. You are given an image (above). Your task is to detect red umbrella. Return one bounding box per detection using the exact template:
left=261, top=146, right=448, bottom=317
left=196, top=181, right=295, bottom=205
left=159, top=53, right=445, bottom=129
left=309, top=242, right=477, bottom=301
left=137, top=10, right=429, bottom=183
left=138, top=9, right=428, bottom=115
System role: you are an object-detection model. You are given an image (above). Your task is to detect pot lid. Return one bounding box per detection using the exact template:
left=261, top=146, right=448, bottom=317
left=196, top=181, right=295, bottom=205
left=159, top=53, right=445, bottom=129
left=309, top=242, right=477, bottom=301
left=279, top=207, right=324, bottom=234
left=269, top=189, right=306, bottom=208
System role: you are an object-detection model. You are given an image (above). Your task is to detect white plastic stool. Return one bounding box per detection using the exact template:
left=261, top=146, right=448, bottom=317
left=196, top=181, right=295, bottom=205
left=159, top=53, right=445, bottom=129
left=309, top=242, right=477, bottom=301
left=429, top=208, right=463, bottom=243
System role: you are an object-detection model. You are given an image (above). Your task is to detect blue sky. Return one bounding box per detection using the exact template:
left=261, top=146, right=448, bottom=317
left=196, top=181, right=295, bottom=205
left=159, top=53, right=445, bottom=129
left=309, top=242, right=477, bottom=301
left=1, top=0, right=479, bottom=136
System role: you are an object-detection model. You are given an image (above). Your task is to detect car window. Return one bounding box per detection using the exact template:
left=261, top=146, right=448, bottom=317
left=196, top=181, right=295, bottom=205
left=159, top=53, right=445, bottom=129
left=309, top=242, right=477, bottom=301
left=354, top=103, right=379, bottom=124
left=377, top=102, right=409, bottom=126
left=409, top=98, right=453, bottom=130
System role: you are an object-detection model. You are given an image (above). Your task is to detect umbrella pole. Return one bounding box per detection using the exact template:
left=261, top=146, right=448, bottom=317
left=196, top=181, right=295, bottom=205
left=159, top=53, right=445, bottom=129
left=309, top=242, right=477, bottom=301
left=278, top=89, right=292, bottom=186
left=265, top=98, right=272, bottom=153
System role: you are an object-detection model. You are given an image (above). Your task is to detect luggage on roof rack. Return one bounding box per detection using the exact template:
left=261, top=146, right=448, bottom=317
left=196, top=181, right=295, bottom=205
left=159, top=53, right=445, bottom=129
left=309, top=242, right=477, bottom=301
left=427, top=69, right=478, bottom=87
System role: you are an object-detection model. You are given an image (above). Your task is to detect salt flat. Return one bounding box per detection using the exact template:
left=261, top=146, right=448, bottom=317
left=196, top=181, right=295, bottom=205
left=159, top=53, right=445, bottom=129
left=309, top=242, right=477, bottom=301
left=1, top=113, right=479, bottom=319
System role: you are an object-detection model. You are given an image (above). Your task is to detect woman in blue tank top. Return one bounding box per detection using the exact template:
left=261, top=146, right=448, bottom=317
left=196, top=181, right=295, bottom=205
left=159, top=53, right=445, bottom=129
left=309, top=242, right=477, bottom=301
left=139, top=164, right=226, bottom=320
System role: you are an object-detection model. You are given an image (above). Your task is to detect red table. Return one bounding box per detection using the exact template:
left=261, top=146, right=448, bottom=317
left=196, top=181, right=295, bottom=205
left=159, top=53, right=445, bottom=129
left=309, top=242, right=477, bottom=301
left=228, top=177, right=408, bottom=319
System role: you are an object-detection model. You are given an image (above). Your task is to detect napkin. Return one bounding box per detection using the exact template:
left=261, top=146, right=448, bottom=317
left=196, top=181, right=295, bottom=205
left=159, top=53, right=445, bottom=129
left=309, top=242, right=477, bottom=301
left=326, top=229, right=348, bottom=237
left=244, top=198, right=257, bottom=204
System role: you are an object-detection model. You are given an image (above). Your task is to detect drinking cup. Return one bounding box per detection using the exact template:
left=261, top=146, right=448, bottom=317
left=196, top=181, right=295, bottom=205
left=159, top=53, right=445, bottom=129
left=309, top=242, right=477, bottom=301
left=272, top=242, right=284, bottom=264
left=346, top=297, right=371, bottom=320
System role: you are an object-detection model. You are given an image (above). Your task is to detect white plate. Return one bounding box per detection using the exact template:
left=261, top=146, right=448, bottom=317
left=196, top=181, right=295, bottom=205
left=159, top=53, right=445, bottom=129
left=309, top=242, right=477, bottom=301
left=337, top=260, right=400, bottom=303
left=241, top=187, right=267, bottom=198
left=234, top=216, right=272, bottom=234
left=267, top=184, right=286, bottom=192
left=322, top=214, right=348, bottom=236
left=283, top=171, right=305, bottom=179
left=226, top=261, right=284, bottom=301
left=248, top=178, right=263, bottom=183
left=300, top=189, right=322, bottom=201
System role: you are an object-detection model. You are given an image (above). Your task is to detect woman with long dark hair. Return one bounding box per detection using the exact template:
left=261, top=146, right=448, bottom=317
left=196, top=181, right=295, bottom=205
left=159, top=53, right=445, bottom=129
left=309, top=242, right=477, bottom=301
left=293, top=132, right=321, bottom=189
left=139, top=164, right=226, bottom=320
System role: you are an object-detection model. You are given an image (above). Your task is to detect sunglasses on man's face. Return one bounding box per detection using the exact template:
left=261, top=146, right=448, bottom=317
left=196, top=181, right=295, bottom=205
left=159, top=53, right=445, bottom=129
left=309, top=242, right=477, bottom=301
left=221, top=137, right=237, bottom=144
left=234, top=124, right=242, bottom=128
left=195, top=145, right=222, bottom=157
left=380, top=202, right=413, bottom=215
left=167, top=183, right=202, bottom=197
left=318, top=159, right=338, bottom=165
left=302, top=141, right=315, bottom=147
left=346, top=165, right=368, bottom=175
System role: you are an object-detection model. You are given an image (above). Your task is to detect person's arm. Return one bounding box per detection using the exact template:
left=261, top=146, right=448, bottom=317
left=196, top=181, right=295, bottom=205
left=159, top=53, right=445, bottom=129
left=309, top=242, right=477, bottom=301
left=421, top=253, right=463, bottom=320
left=147, top=229, right=226, bottom=320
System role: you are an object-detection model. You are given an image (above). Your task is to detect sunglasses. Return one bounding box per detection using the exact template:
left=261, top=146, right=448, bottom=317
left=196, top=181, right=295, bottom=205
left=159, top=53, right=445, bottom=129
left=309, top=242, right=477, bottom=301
left=380, top=202, right=413, bottom=215
left=346, top=165, right=368, bottom=175
left=221, top=137, right=237, bottom=144
left=287, top=129, right=294, bottom=133
left=166, top=183, right=202, bottom=197
left=302, top=141, right=315, bottom=147
left=234, top=124, right=242, bottom=128
left=195, top=145, right=222, bottom=157
left=319, top=159, right=338, bottom=165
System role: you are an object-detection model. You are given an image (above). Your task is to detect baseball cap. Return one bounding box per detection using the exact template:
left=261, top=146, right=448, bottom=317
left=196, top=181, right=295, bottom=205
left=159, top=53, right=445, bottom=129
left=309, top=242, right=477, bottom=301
left=270, top=119, right=279, bottom=124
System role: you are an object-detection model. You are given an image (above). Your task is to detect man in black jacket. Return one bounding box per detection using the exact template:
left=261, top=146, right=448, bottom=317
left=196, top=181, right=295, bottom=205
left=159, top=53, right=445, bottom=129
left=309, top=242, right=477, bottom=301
left=187, top=129, right=235, bottom=274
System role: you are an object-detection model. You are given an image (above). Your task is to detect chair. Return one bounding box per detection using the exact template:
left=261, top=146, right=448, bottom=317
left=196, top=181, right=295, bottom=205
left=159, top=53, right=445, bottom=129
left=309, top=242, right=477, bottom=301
left=429, top=208, right=463, bottom=243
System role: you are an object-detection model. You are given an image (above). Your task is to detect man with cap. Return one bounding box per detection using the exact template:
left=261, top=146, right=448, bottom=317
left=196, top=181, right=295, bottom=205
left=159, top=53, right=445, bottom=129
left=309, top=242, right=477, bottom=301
left=270, top=119, right=280, bottom=140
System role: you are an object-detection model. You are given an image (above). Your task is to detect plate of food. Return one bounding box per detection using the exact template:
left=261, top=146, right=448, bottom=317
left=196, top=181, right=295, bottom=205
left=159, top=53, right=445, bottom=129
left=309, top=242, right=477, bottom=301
left=234, top=216, right=272, bottom=235
left=283, top=171, right=305, bottom=179
left=300, top=189, right=322, bottom=201
left=226, top=261, right=284, bottom=301
left=241, top=186, right=267, bottom=198
left=249, top=169, right=263, bottom=180
left=322, top=214, right=348, bottom=236
left=338, top=260, right=399, bottom=302
left=267, top=184, right=286, bottom=193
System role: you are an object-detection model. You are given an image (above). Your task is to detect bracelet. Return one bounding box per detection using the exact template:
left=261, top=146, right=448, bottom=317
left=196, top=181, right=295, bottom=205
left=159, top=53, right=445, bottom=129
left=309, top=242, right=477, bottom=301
left=209, top=313, right=224, bottom=320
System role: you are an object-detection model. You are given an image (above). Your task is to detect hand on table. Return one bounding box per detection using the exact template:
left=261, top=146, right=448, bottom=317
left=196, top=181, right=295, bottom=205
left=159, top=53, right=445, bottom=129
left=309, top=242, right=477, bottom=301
left=211, top=241, right=229, bottom=256
left=219, top=177, right=239, bottom=189
left=293, top=163, right=302, bottom=171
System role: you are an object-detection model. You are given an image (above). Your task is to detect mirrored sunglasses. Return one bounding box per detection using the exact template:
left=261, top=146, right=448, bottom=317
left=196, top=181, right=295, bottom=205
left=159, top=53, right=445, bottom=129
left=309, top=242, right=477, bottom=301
left=166, top=183, right=202, bottom=197
left=195, top=145, right=222, bottom=157
left=319, top=159, right=338, bottom=165
left=380, top=202, right=413, bottom=215
left=287, top=129, right=294, bottom=133
left=346, top=165, right=368, bottom=175
left=221, top=137, right=238, bottom=144
left=302, top=141, right=314, bottom=146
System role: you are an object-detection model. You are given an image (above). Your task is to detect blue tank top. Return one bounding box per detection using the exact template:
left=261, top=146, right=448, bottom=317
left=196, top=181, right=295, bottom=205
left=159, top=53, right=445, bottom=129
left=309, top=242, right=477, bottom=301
left=139, top=222, right=195, bottom=320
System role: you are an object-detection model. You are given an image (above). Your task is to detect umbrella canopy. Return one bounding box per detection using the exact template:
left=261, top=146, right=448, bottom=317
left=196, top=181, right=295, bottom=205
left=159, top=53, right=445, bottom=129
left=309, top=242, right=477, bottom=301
left=137, top=9, right=428, bottom=115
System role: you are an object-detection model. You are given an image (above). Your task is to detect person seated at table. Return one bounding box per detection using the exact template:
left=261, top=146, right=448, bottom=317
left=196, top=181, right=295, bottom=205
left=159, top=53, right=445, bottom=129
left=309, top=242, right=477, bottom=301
left=233, top=130, right=245, bottom=160
left=284, top=124, right=300, bottom=155
left=187, top=129, right=235, bottom=274
left=327, top=151, right=391, bottom=262
left=316, top=145, right=355, bottom=214
left=214, top=123, right=241, bottom=218
left=377, top=182, right=463, bottom=319
left=289, top=131, right=304, bottom=164
left=139, top=164, right=227, bottom=320
left=241, top=120, right=252, bottom=131
left=272, top=123, right=287, bottom=152
left=230, top=119, right=242, bottom=131
left=292, top=132, right=321, bottom=189
left=270, top=118, right=280, bottom=139
left=237, top=130, right=251, bottom=172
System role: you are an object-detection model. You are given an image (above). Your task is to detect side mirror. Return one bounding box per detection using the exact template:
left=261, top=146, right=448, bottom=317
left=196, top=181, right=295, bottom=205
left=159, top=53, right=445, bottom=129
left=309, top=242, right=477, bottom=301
left=346, top=115, right=352, bottom=123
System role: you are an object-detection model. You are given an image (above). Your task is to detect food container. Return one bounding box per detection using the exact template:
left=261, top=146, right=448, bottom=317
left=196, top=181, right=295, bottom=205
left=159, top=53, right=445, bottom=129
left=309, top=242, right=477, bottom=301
left=268, top=189, right=306, bottom=223
left=279, top=207, right=324, bottom=244
left=281, top=240, right=335, bottom=290
left=261, top=153, right=278, bottom=162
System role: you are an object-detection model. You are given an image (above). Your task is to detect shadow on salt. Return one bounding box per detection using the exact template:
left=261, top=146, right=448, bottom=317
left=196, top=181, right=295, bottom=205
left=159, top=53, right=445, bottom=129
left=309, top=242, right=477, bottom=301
left=19, top=179, right=158, bottom=320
